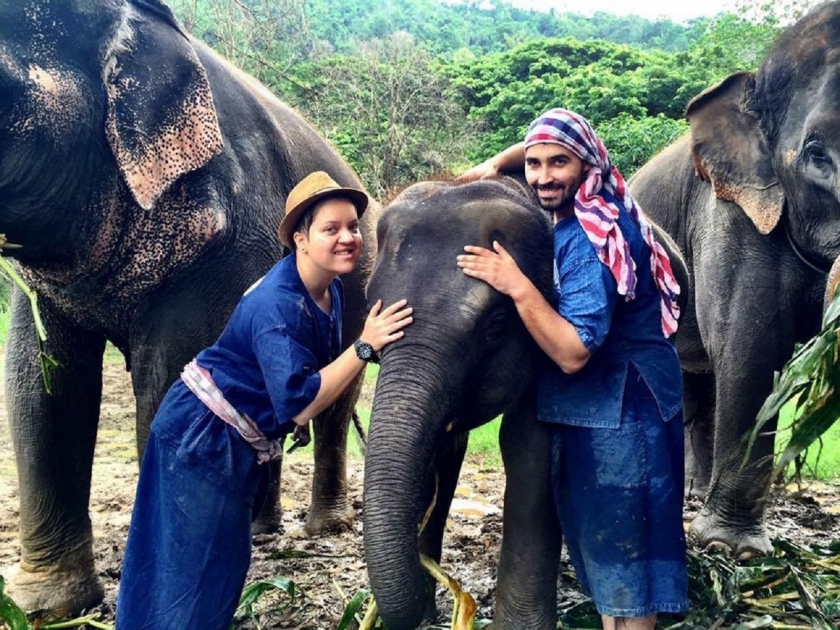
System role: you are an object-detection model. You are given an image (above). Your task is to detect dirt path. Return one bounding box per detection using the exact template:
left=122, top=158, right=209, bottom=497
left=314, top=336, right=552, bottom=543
left=1, top=359, right=839, bottom=628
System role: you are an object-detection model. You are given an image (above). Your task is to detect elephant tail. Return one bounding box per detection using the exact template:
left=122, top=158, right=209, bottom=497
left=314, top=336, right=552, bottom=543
left=352, top=409, right=367, bottom=455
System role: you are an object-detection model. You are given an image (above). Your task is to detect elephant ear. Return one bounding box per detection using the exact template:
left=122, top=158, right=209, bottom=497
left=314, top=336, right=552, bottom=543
left=687, top=72, right=785, bottom=235
left=104, top=0, right=223, bottom=211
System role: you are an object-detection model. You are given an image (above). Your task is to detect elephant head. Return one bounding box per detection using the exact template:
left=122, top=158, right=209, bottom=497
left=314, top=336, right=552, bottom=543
left=362, top=179, right=553, bottom=628
left=686, top=1, right=840, bottom=267
left=0, top=0, right=222, bottom=267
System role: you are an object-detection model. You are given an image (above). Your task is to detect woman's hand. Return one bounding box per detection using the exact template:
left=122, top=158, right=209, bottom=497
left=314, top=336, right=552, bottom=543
left=457, top=241, right=529, bottom=298
left=360, top=299, right=413, bottom=352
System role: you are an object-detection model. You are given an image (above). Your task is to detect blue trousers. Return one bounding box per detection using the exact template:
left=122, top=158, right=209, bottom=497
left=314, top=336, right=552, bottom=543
left=551, top=368, right=688, bottom=617
left=116, top=383, right=262, bottom=630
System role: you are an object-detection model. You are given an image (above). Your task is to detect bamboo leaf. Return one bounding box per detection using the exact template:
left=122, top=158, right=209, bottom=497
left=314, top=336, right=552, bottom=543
left=235, top=576, right=296, bottom=620
left=773, top=402, right=840, bottom=477
left=822, top=288, right=840, bottom=327
left=337, top=588, right=371, bottom=630
left=0, top=576, right=28, bottom=630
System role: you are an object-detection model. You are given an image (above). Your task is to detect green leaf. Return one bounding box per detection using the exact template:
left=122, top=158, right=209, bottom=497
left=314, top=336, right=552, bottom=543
left=235, top=576, right=296, bottom=620
left=0, top=576, right=29, bottom=630
left=336, top=588, right=370, bottom=630
left=822, top=288, right=840, bottom=327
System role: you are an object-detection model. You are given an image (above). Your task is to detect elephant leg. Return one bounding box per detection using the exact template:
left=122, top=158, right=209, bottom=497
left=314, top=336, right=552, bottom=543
left=305, top=373, right=359, bottom=534
left=3, top=291, right=107, bottom=615
left=417, top=431, right=469, bottom=622
left=492, top=392, right=560, bottom=629
left=682, top=371, right=715, bottom=499
left=690, top=336, right=789, bottom=558
left=251, top=460, right=283, bottom=535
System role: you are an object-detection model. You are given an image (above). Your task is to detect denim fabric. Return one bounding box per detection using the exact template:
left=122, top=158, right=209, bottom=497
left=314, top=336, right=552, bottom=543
left=196, top=253, right=343, bottom=440
left=537, top=192, right=683, bottom=427
left=116, top=424, right=261, bottom=630
left=116, top=254, right=342, bottom=629
left=551, top=368, right=688, bottom=617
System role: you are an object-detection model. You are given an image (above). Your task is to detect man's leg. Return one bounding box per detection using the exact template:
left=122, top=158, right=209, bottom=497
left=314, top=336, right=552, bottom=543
left=601, top=614, right=657, bottom=630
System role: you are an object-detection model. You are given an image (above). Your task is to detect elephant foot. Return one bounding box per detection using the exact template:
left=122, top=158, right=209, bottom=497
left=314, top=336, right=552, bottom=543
left=3, top=557, right=104, bottom=617
left=685, top=475, right=709, bottom=499
left=689, top=507, right=773, bottom=559
left=251, top=502, right=283, bottom=536
left=304, top=499, right=354, bottom=536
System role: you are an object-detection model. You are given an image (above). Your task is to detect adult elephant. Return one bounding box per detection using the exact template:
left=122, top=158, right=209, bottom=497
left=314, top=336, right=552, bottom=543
left=628, top=1, right=840, bottom=557
left=362, top=178, right=689, bottom=629
left=0, top=0, right=369, bottom=615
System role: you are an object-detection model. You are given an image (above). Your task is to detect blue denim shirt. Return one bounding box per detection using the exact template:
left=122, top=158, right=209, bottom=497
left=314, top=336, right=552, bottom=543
left=172, top=253, right=343, bottom=441
left=537, top=200, right=682, bottom=427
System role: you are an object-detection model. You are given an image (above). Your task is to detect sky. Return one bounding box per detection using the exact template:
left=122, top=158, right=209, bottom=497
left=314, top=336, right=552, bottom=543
left=507, top=0, right=739, bottom=23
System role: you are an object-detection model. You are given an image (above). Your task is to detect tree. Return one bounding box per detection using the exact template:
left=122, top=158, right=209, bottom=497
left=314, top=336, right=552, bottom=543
left=168, top=0, right=313, bottom=85
left=286, top=33, right=474, bottom=198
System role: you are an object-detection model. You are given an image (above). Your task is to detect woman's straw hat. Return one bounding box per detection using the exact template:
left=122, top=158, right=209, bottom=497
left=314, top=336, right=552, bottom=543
left=279, top=171, right=369, bottom=247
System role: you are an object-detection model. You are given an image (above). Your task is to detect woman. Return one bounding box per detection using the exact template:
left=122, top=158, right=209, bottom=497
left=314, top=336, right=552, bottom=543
left=116, top=171, right=412, bottom=629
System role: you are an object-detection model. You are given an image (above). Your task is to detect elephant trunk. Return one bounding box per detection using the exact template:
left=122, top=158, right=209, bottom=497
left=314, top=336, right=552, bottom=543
left=363, top=350, right=457, bottom=629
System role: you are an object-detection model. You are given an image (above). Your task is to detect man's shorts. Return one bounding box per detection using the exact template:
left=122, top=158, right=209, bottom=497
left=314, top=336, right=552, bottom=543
left=551, top=367, right=688, bottom=618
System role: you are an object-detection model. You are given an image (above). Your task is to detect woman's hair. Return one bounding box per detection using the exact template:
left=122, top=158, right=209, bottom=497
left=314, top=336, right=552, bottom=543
left=292, top=194, right=360, bottom=250
left=292, top=202, right=321, bottom=248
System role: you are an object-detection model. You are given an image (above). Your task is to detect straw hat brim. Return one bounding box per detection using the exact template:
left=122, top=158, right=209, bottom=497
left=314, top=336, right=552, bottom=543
left=279, top=187, right=369, bottom=248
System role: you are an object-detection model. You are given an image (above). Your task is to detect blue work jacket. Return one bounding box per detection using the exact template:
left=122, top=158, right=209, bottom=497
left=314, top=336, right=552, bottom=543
left=154, top=253, right=343, bottom=448
left=537, top=199, right=682, bottom=428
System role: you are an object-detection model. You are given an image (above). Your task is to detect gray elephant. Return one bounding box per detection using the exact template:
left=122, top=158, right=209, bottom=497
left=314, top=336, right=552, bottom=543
left=628, top=1, right=840, bottom=557
left=362, top=177, right=689, bottom=629
left=0, top=0, right=370, bottom=615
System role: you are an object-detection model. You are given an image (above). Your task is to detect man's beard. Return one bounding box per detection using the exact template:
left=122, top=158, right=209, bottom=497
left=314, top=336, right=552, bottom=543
left=533, top=183, right=576, bottom=216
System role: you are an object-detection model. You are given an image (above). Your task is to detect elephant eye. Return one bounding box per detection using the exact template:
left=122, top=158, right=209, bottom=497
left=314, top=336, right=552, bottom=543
left=483, top=309, right=508, bottom=345
left=804, top=141, right=833, bottom=170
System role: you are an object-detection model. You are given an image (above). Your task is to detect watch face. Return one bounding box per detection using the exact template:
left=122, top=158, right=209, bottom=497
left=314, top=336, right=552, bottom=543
left=355, top=340, right=373, bottom=361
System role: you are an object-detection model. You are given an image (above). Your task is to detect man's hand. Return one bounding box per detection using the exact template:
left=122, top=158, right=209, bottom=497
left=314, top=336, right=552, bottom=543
left=454, top=160, right=499, bottom=184
left=457, top=241, right=531, bottom=299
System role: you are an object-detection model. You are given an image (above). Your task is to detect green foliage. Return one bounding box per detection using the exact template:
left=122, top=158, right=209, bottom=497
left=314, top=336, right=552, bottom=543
left=234, top=576, right=297, bottom=625
left=753, top=289, right=840, bottom=481
left=441, top=37, right=712, bottom=163
left=555, top=539, right=840, bottom=629
left=0, top=578, right=113, bottom=630
left=597, top=113, right=688, bottom=177
left=302, top=0, right=707, bottom=57
left=283, top=34, right=474, bottom=196
left=0, top=577, right=27, bottom=630
left=336, top=588, right=371, bottom=630
left=168, top=0, right=313, bottom=86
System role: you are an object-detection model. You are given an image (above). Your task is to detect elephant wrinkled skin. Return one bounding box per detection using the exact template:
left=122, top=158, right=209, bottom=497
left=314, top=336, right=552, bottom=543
left=0, top=0, right=371, bottom=615
left=629, top=1, right=840, bottom=558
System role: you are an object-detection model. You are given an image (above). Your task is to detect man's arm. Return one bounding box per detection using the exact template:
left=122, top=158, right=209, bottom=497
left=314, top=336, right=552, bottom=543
left=456, top=142, right=526, bottom=183
left=457, top=241, right=590, bottom=373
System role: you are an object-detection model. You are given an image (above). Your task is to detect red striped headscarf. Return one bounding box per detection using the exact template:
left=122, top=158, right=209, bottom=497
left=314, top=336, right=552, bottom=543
left=525, top=108, right=680, bottom=337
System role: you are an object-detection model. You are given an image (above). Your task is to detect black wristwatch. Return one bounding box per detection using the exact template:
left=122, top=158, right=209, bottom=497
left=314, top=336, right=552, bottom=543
left=354, top=339, right=379, bottom=363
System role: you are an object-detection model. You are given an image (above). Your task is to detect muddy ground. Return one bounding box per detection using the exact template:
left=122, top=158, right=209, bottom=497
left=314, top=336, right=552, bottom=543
left=1, top=358, right=839, bottom=629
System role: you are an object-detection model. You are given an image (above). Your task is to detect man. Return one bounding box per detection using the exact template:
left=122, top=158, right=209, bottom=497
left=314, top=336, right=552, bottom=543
left=457, top=108, right=687, bottom=630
